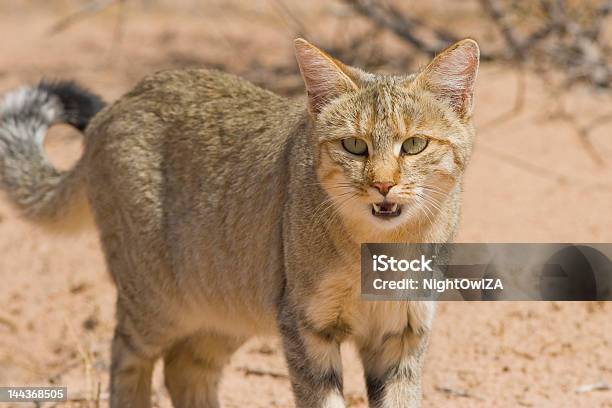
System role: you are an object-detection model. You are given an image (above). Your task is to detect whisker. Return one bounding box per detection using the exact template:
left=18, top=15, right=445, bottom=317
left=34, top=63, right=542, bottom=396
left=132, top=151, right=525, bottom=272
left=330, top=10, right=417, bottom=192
left=308, top=190, right=361, bottom=236
left=419, top=189, right=447, bottom=199
left=419, top=198, right=435, bottom=226
left=316, top=192, right=360, bottom=234
left=419, top=194, right=444, bottom=213
left=322, top=193, right=360, bottom=233
left=420, top=184, right=449, bottom=196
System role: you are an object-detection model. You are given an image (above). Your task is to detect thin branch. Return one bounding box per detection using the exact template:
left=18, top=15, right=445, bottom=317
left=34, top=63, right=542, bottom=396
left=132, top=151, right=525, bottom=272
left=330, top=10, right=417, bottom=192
left=479, top=0, right=524, bottom=58
left=269, top=0, right=309, bottom=38
left=345, top=0, right=439, bottom=55
left=345, top=0, right=499, bottom=59
left=48, top=0, right=119, bottom=34
left=239, top=367, right=288, bottom=379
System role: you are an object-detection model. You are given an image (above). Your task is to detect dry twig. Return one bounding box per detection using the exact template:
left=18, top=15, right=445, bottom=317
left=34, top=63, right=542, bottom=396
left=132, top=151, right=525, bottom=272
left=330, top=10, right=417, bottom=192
left=49, top=0, right=121, bottom=34
left=239, top=367, right=288, bottom=379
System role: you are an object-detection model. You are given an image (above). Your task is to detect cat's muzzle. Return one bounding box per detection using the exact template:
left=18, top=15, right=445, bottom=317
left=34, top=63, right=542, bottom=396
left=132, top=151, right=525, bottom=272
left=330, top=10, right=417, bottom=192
left=372, top=201, right=402, bottom=219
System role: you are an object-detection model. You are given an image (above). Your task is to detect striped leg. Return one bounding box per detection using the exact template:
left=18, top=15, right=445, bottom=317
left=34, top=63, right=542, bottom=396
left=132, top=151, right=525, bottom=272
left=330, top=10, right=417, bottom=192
left=163, top=332, right=244, bottom=408
left=278, top=306, right=345, bottom=408
left=358, top=327, right=429, bottom=408
left=109, top=308, right=162, bottom=408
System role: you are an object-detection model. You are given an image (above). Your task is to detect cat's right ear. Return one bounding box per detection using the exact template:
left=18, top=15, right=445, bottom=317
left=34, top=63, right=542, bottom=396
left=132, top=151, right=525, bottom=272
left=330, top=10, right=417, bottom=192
left=294, top=38, right=358, bottom=115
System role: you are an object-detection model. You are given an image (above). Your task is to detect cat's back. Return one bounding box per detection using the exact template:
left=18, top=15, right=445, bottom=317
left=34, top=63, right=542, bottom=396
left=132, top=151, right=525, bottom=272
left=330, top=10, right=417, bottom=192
left=84, top=68, right=306, bottom=260
left=124, top=68, right=284, bottom=110
left=86, top=68, right=301, bottom=152
left=85, top=68, right=305, bottom=197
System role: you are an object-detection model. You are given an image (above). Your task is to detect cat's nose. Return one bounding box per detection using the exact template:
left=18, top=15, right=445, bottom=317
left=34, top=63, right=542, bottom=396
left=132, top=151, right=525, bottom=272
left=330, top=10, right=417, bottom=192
left=372, top=181, right=395, bottom=196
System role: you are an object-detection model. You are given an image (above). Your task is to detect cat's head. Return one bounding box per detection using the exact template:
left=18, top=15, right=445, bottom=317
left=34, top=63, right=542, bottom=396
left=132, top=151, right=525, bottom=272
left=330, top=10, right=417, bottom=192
left=295, top=38, right=479, bottom=233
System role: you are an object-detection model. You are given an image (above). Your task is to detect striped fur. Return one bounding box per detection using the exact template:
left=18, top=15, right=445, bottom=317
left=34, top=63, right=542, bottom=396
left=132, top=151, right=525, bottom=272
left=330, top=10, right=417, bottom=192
left=0, top=81, right=103, bottom=227
left=0, top=39, right=478, bottom=408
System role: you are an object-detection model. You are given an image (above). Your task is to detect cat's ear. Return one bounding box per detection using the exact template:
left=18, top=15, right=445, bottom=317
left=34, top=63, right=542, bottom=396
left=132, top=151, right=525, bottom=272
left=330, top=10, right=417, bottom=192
left=417, top=39, right=480, bottom=117
left=294, top=38, right=359, bottom=115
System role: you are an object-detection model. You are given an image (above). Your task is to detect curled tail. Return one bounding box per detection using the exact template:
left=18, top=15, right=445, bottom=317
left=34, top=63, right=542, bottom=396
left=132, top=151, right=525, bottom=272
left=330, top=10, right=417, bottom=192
left=0, top=80, right=104, bottom=227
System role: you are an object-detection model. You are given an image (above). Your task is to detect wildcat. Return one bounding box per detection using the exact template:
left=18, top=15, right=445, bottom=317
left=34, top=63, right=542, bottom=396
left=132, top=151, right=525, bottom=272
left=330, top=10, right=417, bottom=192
left=0, top=38, right=479, bottom=407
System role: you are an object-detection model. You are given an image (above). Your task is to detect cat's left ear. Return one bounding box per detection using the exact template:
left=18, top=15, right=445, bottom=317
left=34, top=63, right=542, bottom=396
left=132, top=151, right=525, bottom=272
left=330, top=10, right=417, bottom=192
left=417, top=39, right=480, bottom=117
left=294, top=38, right=359, bottom=115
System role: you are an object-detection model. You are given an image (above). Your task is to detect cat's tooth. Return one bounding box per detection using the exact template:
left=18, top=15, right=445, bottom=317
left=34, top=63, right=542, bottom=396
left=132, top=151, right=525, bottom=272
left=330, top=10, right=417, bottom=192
left=391, top=203, right=398, bottom=212
left=373, top=203, right=381, bottom=213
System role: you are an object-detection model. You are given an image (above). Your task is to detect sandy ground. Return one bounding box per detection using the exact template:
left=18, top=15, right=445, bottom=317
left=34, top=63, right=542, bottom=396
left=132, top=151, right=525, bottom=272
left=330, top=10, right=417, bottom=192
left=0, top=1, right=611, bottom=407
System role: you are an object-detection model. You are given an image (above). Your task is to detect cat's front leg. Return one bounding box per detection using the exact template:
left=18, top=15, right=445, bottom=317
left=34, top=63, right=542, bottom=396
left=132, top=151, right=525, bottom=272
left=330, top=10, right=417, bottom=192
left=358, top=322, right=430, bottom=407
left=278, top=301, right=346, bottom=408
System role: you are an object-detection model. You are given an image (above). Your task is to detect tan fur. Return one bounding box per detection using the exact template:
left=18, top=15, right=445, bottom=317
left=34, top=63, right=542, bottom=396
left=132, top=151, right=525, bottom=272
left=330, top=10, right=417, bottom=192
left=0, top=39, right=479, bottom=407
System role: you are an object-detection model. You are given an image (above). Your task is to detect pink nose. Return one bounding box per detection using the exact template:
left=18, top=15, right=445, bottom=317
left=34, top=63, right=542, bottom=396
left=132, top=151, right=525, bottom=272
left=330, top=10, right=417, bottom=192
left=372, top=182, right=395, bottom=196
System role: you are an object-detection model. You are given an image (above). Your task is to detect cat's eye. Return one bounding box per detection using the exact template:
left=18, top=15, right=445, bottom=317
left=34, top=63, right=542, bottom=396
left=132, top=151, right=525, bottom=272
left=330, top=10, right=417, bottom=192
left=342, top=138, right=368, bottom=156
left=401, top=136, right=428, bottom=155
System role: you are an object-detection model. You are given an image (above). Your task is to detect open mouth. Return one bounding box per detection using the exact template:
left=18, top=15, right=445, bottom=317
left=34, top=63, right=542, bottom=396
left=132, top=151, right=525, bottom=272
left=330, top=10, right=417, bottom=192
left=371, top=201, right=402, bottom=219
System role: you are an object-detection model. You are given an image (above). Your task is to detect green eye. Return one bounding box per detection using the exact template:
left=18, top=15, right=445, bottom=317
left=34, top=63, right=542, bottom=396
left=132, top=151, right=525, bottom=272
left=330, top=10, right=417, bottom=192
left=342, top=138, right=368, bottom=156
left=401, top=136, right=428, bottom=155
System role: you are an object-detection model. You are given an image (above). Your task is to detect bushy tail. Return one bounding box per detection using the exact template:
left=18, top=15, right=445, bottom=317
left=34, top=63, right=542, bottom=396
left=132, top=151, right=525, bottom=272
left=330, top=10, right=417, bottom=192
left=0, top=80, right=104, bottom=227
